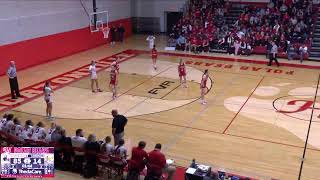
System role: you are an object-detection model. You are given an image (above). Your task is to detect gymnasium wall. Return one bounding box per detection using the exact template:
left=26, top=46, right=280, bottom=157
left=0, top=0, right=132, bottom=75
left=132, top=0, right=187, bottom=32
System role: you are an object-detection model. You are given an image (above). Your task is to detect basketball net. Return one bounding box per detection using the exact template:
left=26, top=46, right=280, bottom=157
left=101, top=27, right=110, bottom=39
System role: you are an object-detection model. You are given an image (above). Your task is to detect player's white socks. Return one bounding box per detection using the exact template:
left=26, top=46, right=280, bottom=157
left=200, top=99, right=207, bottom=105
left=112, top=94, right=117, bottom=100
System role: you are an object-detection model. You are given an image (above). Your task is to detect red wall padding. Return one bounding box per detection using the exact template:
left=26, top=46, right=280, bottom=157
left=0, top=18, right=132, bottom=75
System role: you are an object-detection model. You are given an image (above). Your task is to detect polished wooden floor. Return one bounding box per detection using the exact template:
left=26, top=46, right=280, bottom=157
left=1, top=35, right=320, bottom=180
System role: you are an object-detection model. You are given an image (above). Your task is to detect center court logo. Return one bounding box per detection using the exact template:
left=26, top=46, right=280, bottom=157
left=224, top=84, right=320, bottom=148
left=273, top=97, right=320, bottom=121
left=13, top=58, right=212, bottom=120
left=148, top=81, right=176, bottom=95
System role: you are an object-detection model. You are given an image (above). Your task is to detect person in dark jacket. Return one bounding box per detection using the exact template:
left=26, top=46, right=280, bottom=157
left=266, top=40, right=272, bottom=59
left=117, top=24, right=125, bottom=43
left=59, top=129, right=72, bottom=171
left=83, top=134, right=101, bottom=178
left=110, top=25, right=117, bottom=45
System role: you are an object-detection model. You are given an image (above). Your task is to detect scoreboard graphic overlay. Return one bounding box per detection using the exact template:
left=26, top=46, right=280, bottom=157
left=1, top=147, right=54, bottom=178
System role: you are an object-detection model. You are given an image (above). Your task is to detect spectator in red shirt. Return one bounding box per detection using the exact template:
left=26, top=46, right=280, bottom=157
left=127, top=141, right=148, bottom=178
left=145, top=143, right=166, bottom=179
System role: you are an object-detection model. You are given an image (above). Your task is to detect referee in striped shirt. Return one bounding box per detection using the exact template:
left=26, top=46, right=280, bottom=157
left=7, top=61, right=21, bottom=99
left=268, top=41, right=280, bottom=67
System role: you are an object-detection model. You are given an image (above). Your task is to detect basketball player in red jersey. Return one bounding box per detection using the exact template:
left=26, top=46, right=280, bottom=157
left=178, top=59, right=187, bottom=88
left=109, top=65, right=118, bottom=100
left=112, top=57, right=120, bottom=74
left=151, top=45, right=158, bottom=70
left=200, top=69, right=209, bottom=105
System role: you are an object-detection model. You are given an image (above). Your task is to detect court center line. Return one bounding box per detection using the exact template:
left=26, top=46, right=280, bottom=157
left=163, top=65, right=243, bottom=153
left=222, top=76, right=265, bottom=134
left=93, top=65, right=175, bottom=111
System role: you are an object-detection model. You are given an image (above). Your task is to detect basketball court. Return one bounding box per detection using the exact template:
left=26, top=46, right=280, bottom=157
left=1, top=35, right=320, bottom=179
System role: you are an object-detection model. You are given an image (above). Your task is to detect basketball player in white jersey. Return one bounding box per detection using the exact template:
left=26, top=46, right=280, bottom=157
left=2, top=114, right=14, bottom=134
left=21, top=120, right=34, bottom=140
left=89, top=61, right=102, bottom=93
left=200, top=69, right=209, bottom=105
left=146, top=35, right=156, bottom=49
left=46, top=122, right=56, bottom=142
left=44, top=81, right=54, bottom=120
left=10, top=118, right=22, bottom=137
left=32, top=122, right=47, bottom=141
left=13, top=119, right=23, bottom=139
left=0, top=114, right=7, bottom=130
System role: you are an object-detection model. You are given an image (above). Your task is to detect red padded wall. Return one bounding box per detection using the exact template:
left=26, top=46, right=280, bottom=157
left=0, top=18, right=132, bottom=75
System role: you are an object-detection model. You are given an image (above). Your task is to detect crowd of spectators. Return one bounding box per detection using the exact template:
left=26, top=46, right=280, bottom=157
left=169, top=0, right=229, bottom=53
left=170, top=0, right=314, bottom=60
left=0, top=113, right=174, bottom=180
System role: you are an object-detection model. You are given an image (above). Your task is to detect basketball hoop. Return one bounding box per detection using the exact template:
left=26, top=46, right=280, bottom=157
left=101, top=27, right=110, bottom=39
left=89, top=11, right=109, bottom=33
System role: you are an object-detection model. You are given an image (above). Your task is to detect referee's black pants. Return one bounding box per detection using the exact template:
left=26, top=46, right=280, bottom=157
left=268, top=53, right=280, bottom=67
left=9, top=77, right=21, bottom=99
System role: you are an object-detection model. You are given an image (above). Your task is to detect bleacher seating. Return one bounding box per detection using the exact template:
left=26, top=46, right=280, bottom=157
left=171, top=0, right=317, bottom=60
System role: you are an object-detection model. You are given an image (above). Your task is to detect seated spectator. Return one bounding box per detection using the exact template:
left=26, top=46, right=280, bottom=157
left=185, top=37, right=191, bottom=52
left=287, top=43, right=297, bottom=60
left=112, top=138, right=127, bottom=166
left=218, top=36, right=227, bottom=50
left=2, top=114, right=14, bottom=133
left=299, top=44, right=308, bottom=63
left=59, top=129, right=72, bottom=171
left=202, top=38, right=209, bottom=53
left=46, top=122, right=56, bottom=142
left=240, top=41, right=246, bottom=54
left=190, top=36, right=198, bottom=53
left=50, top=125, right=62, bottom=143
left=280, top=3, right=288, bottom=13
left=71, top=128, right=87, bottom=173
left=167, top=36, right=177, bottom=47
left=10, top=118, right=22, bottom=138
left=127, top=141, right=148, bottom=178
left=176, top=34, right=186, bottom=50
left=101, top=136, right=114, bottom=156
left=32, top=122, right=47, bottom=141
left=244, top=43, right=253, bottom=56
left=234, top=40, right=241, bottom=55
left=21, top=120, right=34, bottom=140
left=0, top=113, right=8, bottom=130
left=50, top=125, right=63, bottom=168
left=145, top=143, right=166, bottom=179
left=83, top=134, right=101, bottom=178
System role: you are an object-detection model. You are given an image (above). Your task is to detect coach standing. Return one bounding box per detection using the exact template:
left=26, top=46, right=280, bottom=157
left=268, top=41, right=280, bottom=67
left=7, top=61, right=21, bottom=99
left=117, top=24, right=125, bottom=43
left=111, top=109, right=127, bottom=146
